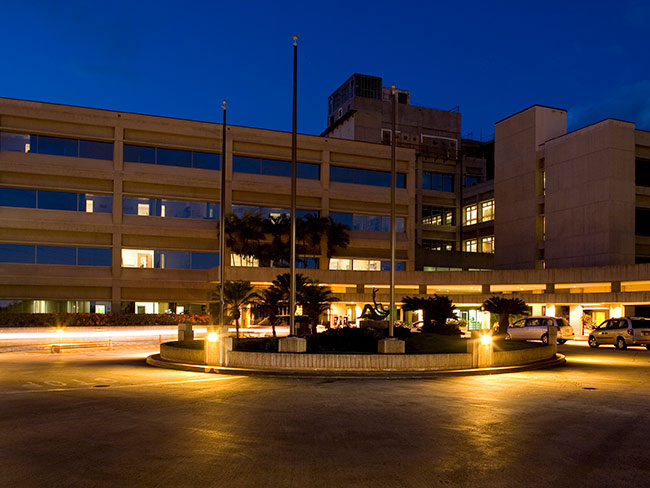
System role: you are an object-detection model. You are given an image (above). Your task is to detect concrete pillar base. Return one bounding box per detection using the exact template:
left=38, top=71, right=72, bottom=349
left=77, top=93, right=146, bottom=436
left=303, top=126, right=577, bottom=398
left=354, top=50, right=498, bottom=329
left=378, top=338, right=405, bottom=354
left=279, top=336, right=307, bottom=353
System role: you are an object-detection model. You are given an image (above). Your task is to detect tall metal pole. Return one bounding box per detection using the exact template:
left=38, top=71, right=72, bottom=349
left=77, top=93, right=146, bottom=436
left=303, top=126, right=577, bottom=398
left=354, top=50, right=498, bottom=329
left=389, top=85, right=397, bottom=338
left=219, top=101, right=227, bottom=329
left=290, top=36, right=298, bottom=337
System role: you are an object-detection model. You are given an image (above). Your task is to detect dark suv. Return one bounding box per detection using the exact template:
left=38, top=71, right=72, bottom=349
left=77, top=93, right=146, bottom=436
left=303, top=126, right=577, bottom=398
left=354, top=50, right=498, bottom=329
left=588, top=317, right=650, bottom=350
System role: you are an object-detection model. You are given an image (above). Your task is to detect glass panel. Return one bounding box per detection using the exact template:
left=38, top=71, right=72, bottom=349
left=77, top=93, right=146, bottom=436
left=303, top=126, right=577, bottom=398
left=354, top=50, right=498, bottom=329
left=37, top=136, right=78, bottom=157
left=36, top=245, right=76, bottom=265
left=162, top=199, right=192, bottom=218
left=297, top=162, right=320, bottom=180
left=192, top=152, right=220, bottom=170
left=233, top=156, right=261, bottom=174
left=37, top=190, right=78, bottom=211
left=0, top=132, right=31, bottom=152
left=0, top=188, right=37, bottom=208
left=79, top=140, right=113, bottom=160
left=77, top=247, right=112, bottom=266
left=297, top=257, right=319, bottom=269
left=124, top=145, right=156, bottom=164
left=156, top=250, right=191, bottom=269
left=261, top=159, right=291, bottom=177
left=121, top=249, right=154, bottom=268
left=381, top=261, right=405, bottom=271
left=330, top=166, right=405, bottom=188
left=191, top=252, right=220, bottom=269
left=157, top=148, right=192, bottom=167
left=84, top=194, right=112, bottom=213
left=0, top=244, right=35, bottom=263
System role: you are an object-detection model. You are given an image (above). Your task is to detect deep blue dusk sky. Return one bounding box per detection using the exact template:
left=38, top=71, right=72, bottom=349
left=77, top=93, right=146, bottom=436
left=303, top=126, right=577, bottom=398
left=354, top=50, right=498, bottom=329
left=2, top=1, right=649, bottom=140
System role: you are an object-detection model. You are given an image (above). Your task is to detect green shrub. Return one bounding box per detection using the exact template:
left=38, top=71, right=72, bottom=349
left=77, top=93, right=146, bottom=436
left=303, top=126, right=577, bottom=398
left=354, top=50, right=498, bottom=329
left=234, top=337, right=278, bottom=352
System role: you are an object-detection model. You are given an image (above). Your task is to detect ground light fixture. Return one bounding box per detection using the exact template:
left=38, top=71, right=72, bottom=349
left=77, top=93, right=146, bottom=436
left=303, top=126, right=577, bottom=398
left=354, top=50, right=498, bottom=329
left=480, top=334, right=493, bottom=345
left=207, top=332, right=219, bottom=343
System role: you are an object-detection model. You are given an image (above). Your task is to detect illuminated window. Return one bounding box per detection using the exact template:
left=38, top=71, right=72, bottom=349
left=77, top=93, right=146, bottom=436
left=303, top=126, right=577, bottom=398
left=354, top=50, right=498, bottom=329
left=463, top=205, right=478, bottom=226
left=463, top=239, right=478, bottom=253
left=85, top=199, right=94, bottom=213
left=230, top=254, right=259, bottom=267
left=137, top=203, right=150, bottom=216
left=329, top=258, right=352, bottom=270
left=481, top=236, right=494, bottom=253
left=480, top=200, right=494, bottom=222
left=422, top=206, right=454, bottom=226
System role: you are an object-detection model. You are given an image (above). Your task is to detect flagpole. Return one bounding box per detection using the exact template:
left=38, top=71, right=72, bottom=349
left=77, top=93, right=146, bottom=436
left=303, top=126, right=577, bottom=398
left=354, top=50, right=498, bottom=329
left=290, top=35, right=298, bottom=337
left=389, top=85, right=397, bottom=338
left=219, top=100, right=227, bottom=330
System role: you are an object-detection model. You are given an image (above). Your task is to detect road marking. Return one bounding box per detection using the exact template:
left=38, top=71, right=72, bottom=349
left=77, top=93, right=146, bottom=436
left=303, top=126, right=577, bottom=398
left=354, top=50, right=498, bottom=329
left=6, top=375, right=242, bottom=395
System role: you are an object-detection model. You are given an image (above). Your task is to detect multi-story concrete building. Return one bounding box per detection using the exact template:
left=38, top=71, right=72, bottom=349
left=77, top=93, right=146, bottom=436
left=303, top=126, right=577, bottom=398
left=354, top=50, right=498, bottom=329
left=322, top=73, right=495, bottom=271
left=1, top=96, right=650, bottom=334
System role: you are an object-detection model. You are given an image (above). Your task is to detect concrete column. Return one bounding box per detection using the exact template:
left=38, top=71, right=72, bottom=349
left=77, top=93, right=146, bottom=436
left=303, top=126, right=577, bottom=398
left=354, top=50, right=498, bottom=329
left=419, top=284, right=427, bottom=295
left=469, top=330, right=493, bottom=368
left=356, top=284, right=365, bottom=294
left=611, top=281, right=621, bottom=293
left=112, top=125, right=123, bottom=313
left=178, top=323, right=194, bottom=342
left=532, top=304, right=544, bottom=315
left=205, top=326, right=230, bottom=365
left=482, top=284, right=491, bottom=294
left=569, top=305, right=583, bottom=337
left=378, top=337, right=405, bottom=354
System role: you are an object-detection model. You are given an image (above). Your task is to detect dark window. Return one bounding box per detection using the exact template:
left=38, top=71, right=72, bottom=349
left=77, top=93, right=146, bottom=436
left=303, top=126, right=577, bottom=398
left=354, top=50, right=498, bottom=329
left=84, top=194, right=113, bottom=213
left=636, top=208, right=650, bottom=236
left=422, top=206, right=455, bottom=226
left=636, top=158, right=650, bottom=187
left=0, top=244, right=36, bottom=263
left=233, top=156, right=319, bottom=180
left=37, top=136, right=78, bottom=157
left=330, top=212, right=404, bottom=232
left=124, top=145, right=156, bottom=164
left=155, top=250, right=191, bottom=270
left=191, top=252, right=220, bottom=270
left=381, top=261, right=405, bottom=271
left=0, top=188, right=37, bottom=208
left=193, top=152, right=220, bottom=171
left=123, top=197, right=219, bottom=220
left=423, top=171, right=454, bottom=192
left=330, top=165, right=406, bottom=188
left=38, top=190, right=78, bottom=211
left=421, top=239, right=454, bottom=251
left=297, top=257, right=319, bottom=269
left=79, top=140, right=113, bottom=160
left=157, top=148, right=192, bottom=167
left=464, top=175, right=480, bottom=188
left=232, top=205, right=317, bottom=219
left=78, top=248, right=112, bottom=266
left=0, top=132, right=31, bottom=152
left=36, top=245, right=77, bottom=265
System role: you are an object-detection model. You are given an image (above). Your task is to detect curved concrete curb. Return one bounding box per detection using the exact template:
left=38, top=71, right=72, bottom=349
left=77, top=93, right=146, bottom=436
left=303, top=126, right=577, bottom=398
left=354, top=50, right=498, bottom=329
left=146, top=353, right=566, bottom=379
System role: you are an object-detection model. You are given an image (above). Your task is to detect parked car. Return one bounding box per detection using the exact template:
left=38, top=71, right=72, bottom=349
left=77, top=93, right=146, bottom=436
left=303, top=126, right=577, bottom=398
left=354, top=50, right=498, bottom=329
left=506, top=316, right=575, bottom=344
left=588, top=317, right=650, bottom=350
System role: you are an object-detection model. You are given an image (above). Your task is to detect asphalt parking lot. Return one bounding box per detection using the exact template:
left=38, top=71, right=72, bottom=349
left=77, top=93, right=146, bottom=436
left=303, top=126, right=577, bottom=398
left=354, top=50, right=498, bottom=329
left=1, top=343, right=650, bottom=488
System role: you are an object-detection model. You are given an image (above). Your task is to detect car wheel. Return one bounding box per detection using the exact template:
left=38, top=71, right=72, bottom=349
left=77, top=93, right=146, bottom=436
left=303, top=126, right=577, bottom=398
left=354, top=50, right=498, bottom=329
left=541, top=333, right=549, bottom=345
left=616, top=337, right=627, bottom=350
left=557, top=339, right=566, bottom=345
left=588, top=336, right=599, bottom=348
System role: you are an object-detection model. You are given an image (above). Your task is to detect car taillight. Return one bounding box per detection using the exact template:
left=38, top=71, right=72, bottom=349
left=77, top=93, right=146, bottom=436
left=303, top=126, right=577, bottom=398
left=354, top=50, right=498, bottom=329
left=627, top=328, right=634, bottom=336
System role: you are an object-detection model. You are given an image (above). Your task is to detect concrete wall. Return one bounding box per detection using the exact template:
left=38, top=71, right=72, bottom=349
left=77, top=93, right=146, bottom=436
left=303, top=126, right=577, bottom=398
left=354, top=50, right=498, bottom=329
left=545, top=119, right=636, bottom=267
left=494, top=106, right=566, bottom=269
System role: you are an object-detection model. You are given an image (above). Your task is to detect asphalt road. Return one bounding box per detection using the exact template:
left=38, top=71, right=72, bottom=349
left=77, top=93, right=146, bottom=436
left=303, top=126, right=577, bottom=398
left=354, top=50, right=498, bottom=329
left=1, top=343, right=650, bottom=488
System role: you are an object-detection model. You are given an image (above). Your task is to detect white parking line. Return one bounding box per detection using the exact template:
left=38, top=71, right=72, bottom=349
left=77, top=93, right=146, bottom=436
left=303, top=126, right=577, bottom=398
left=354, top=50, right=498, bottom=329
left=2, top=375, right=243, bottom=395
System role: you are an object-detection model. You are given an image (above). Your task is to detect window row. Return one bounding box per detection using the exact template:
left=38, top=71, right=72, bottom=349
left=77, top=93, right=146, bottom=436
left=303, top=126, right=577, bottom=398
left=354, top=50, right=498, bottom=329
left=330, top=165, right=406, bottom=188
left=124, top=144, right=220, bottom=170
left=0, top=244, right=112, bottom=266
left=0, top=187, right=112, bottom=213
left=463, top=199, right=494, bottom=226
left=422, top=239, right=454, bottom=252
left=230, top=254, right=319, bottom=269
left=463, top=236, right=494, bottom=253
left=123, top=197, right=219, bottom=220
left=233, top=156, right=319, bottom=180
left=329, top=258, right=406, bottom=271
left=0, top=132, right=113, bottom=160
left=422, top=171, right=454, bottom=192
left=232, top=205, right=318, bottom=219
left=422, top=206, right=455, bottom=226
left=121, top=249, right=219, bottom=269
left=330, top=212, right=405, bottom=233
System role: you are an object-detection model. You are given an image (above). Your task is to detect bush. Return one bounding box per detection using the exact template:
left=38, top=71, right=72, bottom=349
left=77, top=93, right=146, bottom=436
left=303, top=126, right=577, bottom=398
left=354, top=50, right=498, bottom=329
left=0, top=313, right=211, bottom=327
left=234, top=337, right=279, bottom=352
left=307, top=327, right=385, bottom=353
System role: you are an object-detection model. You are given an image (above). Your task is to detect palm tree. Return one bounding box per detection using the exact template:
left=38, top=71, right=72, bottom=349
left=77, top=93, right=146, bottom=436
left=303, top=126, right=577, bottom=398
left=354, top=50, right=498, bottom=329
left=255, top=286, right=283, bottom=337
left=482, top=296, right=529, bottom=335
left=402, top=295, right=458, bottom=333
left=298, top=214, right=329, bottom=264
left=301, top=283, right=339, bottom=334
left=263, top=214, right=290, bottom=267
left=224, top=212, right=265, bottom=266
left=213, top=281, right=258, bottom=340
left=326, top=217, right=350, bottom=266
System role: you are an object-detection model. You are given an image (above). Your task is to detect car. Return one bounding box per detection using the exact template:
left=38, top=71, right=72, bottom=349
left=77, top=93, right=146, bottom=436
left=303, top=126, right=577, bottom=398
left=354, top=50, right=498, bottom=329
left=588, top=317, right=650, bottom=350
left=506, top=316, right=575, bottom=344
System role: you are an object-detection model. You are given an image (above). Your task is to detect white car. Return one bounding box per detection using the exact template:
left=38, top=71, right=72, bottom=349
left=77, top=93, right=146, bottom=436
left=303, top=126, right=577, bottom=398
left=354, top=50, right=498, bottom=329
left=588, top=317, right=650, bottom=350
left=506, top=316, right=575, bottom=345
